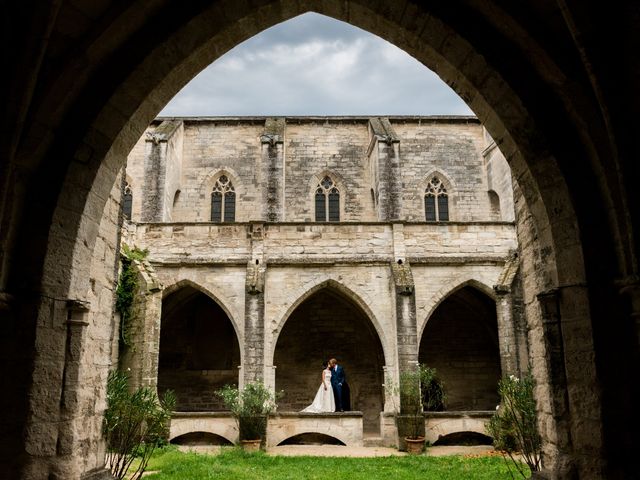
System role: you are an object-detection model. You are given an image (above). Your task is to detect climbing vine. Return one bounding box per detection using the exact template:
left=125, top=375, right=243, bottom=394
left=115, top=245, right=148, bottom=347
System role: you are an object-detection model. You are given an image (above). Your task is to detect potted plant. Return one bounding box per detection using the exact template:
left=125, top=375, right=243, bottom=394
left=389, top=364, right=445, bottom=453
left=217, top=382, right=278, bottom=451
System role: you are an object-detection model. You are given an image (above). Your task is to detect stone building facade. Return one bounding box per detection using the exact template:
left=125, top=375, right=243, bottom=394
left=121, top=116, right=524, bottom=442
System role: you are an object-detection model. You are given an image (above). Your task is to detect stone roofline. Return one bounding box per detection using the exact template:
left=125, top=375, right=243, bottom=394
left=153, top=115, right=480, bottom=124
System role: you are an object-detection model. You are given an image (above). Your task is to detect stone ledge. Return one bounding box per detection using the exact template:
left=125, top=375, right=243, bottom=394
left=271, top=411, right=363, bottom=418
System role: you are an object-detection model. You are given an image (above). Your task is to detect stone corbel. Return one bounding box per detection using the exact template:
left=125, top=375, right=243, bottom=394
left=246, top=261, right=266, bottom=295
left=391, top=260, right=414, bottom=296
left=66, top=299, right=91, bottom=326
left=260, top=134, right=282, bottom=146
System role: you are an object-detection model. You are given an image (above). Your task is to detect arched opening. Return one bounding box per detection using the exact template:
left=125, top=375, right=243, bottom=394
left=433, top=431, right=493, bottom=446
left=159, top=285, right=241, bottom=411
left=488, top=190, right=501, bottom=220
left=274, top=287, right=385, bottom=433
left=419, top=286, right=501, bottom=411
left=171, top=431, right=234, bottom=446
left=3, top=2, right=636, bottom=479
left=277, top=433, right=346, bottom=446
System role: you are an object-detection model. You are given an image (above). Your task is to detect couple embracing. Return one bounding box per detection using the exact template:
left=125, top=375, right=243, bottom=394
left=301, top=358, right=349, bottom=413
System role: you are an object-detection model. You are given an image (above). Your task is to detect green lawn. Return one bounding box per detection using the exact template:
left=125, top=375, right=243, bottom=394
left=142, top=447, right=527, bottom=480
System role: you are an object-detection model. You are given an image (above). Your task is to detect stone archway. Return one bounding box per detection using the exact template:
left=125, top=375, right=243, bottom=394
left=419, top=285, right=501, bottom=411
left=159, top=285, right=241, bottom=411
left=2, top=2, right=638, bottom=479
left=273, top=287, right=385, bottom=434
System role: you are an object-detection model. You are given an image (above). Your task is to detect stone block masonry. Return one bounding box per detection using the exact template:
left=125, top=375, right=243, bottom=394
left=123, top=115, right=521, bottom=447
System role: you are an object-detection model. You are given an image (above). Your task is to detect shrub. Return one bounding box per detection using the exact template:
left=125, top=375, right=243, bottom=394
left=487, top=373, right=541, bottom=477
left=420, top=366, right=446, bottom=412
left=216, top=382, right=279, bottom=442
left=103, top=370, right=176, bottom=479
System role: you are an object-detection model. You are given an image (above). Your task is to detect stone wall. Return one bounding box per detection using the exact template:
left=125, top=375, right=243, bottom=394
left=122, top=115, right=521, bottom=446
left=126, top=117, right=504, bottom=225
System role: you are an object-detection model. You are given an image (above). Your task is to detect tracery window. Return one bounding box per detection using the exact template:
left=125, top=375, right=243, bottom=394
left=425, top=176, right=449, bottom=221
left=123, top=183, right=133, bottom=220
left=211, top=175, right=235, bottom=222
left=315, top=176, right=340, bottom=222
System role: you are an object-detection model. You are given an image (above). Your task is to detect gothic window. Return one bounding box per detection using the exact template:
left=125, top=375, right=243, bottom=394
left=123, top=183, right=133, bottom=220
left=425, top=176, right=449, bottom=221
left=315, top=176, right=340, bottom=222
left=211, top=175, right=235, bottom=222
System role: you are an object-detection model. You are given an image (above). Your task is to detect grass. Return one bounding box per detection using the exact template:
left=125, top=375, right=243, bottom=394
left=141, top=446, right=529, bottom=479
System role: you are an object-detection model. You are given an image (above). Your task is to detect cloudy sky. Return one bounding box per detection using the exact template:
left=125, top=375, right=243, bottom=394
left=160, top=13, right=473, bottom=117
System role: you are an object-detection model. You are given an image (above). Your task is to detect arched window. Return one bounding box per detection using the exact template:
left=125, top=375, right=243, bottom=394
left=211, top=175, right=235, bottom=222
left=315, top=176, right=340, bottom=222
left=425, top=176, right=449, bottom=221
left=123, top=183, right=133, bottom=220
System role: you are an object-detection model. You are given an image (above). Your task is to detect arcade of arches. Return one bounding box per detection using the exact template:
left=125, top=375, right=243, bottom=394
left=1, top=2, right=638, bottom=480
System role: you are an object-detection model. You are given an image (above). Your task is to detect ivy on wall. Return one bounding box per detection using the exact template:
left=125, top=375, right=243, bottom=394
left=115, top=245, right=148, bottom=348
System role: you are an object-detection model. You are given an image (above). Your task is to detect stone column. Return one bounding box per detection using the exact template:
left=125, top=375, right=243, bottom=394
left=494, top=286, right=519, bottom=376
left=260, top=118, right=285, bottom=222
left=243, top=223, right=266, bottom=384
left=536, top=289, right=576, bottom=479
left=118, top=259, right=163, bottom=391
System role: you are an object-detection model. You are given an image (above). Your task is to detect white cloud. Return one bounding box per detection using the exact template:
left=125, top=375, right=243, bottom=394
left=160, top=13, right=473, bottom=117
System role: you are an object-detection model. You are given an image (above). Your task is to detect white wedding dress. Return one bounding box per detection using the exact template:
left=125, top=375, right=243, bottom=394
left=301, top=369, right=335, bottom=413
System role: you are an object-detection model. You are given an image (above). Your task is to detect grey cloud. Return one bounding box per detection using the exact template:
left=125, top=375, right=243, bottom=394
left=160, top=13, right=473, bottom=117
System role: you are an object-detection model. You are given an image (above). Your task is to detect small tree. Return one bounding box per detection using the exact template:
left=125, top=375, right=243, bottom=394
left=216, top=382, right=279, bottom=443
left=487, top=373, right=542, bottom=478
left=103, top=370, right=176, bottom=480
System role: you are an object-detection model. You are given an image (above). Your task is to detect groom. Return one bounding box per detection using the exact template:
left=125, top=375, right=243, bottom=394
left=329, top=358, right=348, bottom=412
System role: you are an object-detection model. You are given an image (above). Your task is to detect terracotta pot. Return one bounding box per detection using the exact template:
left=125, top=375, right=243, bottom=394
left=404, top=436, right=425, bottom=454
left=240, top=439, right=262, bottom=452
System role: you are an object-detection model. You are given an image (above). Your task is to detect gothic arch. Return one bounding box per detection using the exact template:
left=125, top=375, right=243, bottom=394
left=308, top=170, right=347, bottom=222
left=202, top=168, right=243, bottom=222
left=418, top=169, right=456, bottom=221
left=418, top=278, right=496, bottom=342
left=162, top=278, right=244, bottom=353
left=269, top=278, right=389, bottom=367
left=3, top=2, right=635, bottom=477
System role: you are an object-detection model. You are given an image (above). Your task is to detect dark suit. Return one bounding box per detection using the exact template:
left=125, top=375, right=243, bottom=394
left=330, top=364, right=347, bottom=411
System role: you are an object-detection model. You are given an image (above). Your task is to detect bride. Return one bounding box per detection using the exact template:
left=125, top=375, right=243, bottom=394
left=301, top=361, right=335, bottom=413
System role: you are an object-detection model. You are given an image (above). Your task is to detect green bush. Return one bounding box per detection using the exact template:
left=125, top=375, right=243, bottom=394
left=487, top=373, right=541, bottom=477
left=216, top=382, right=279, bottom=442
left=104, top=370, right=176, bottom=479
left=420, top=366, right=446, bottom=412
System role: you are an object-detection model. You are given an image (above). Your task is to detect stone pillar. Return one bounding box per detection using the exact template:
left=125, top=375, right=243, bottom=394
left=118, top=259, right=163, bottom=391
left=494, top=251, right=523, bottom=376
left=244, top=223, right=266, bottom=384
left=536, top=289, right=576, bottom=479
left=141, top=120, right=182, bottom=222
left=494, top=287, right=519, bottom=376
left=260, top=118, right=285, bottom=222
left=368, top=118, right=401, bottom=221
